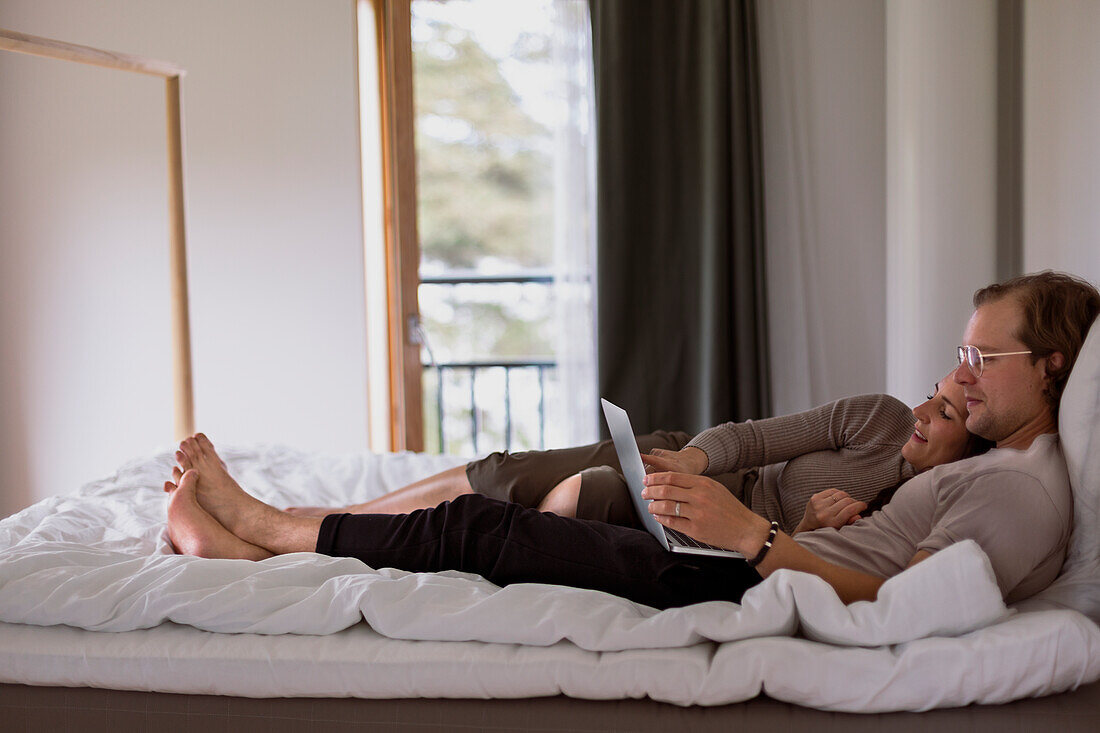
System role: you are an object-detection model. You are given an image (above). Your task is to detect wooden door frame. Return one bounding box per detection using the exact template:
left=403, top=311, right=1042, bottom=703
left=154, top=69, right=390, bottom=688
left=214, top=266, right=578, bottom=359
left=365, top=0, right=423, bottom=452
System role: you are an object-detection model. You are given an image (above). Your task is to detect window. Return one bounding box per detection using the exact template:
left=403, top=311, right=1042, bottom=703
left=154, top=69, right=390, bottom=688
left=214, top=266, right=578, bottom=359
left=362, top=0, right=597, bottom=454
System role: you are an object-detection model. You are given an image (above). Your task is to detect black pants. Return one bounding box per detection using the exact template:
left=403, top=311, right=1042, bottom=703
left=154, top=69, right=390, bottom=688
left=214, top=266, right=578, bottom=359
left=315, top=494, right=762, bottom=610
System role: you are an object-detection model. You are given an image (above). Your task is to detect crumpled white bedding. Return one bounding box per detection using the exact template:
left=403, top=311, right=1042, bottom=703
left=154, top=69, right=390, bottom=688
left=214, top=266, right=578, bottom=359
left=1, top=444, right=1098, bottom=711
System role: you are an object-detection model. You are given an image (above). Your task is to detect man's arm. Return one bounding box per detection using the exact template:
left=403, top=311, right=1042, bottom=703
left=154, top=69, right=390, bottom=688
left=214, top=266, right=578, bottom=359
left=642, top=471, right=929, bottom=604
left=755, top=540, right=931, bottom=603
left=753, top=532, right=883, bottom=603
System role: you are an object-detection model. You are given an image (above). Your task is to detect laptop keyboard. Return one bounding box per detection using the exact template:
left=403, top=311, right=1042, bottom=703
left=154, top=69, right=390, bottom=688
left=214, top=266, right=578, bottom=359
left=664, top=527, right=732, bottom=553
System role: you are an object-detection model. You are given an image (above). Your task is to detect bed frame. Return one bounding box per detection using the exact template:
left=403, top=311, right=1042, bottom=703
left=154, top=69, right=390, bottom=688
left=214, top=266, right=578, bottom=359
left=2, top=26, right=1099, bottom=729
left=3, top=681, right=1100, bottom=732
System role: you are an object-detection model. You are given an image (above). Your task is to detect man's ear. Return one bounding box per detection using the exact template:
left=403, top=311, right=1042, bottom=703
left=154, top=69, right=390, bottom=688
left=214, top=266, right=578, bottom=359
left=1047, top=351, right=1066, bottom=374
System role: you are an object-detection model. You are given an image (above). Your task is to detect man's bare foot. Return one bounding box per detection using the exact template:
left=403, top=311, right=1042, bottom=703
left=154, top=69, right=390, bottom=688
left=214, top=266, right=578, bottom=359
left=175, top=433, right=281, bottom=541
left=166, top=470, right=273, bottom=560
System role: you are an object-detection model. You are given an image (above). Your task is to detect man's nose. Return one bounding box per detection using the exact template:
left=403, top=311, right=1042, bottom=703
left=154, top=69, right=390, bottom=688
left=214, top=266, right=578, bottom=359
left=952, top=362, right=974, bottom=385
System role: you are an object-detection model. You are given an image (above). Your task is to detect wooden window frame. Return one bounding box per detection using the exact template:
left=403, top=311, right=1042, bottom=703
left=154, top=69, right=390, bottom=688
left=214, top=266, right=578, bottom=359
left=362, top=0, right=424, bottom=452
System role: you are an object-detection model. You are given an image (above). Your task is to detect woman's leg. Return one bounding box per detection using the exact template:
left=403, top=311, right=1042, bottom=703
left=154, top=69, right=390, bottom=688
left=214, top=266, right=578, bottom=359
left=536, top=467, right=643, bottom=528
left=345, top=465, right=473, bottom=514
left=535, top=473, right=582, bottom=516
left=291, top=431, right=692, bottom=517
left=287, top=465, right=474, bottom=516
left=316, top=494, right=762, bottom=610
left=468, top=430, right=694, bottom=511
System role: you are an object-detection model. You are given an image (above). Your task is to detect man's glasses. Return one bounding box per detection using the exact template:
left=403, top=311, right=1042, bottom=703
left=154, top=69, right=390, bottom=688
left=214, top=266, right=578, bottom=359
left=957, top=345, right=1033, bottom=378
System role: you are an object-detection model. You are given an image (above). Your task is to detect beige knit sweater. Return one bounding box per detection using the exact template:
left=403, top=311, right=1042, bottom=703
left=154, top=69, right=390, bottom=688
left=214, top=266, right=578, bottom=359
left=686, top=394, right=918, bottom=533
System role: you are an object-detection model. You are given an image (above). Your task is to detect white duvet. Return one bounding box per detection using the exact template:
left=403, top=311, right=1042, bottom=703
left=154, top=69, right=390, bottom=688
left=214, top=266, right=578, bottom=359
left=1, top=444, right=1099, bottom=711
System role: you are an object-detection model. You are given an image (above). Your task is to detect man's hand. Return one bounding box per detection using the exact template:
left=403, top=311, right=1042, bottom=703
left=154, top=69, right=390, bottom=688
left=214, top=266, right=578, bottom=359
left=644, top=472, right=889, bottom=603
left=640, top=446, right=709, bottom=475
left=641, top=471, right=768, bottom=552
left=793, top=489, right=867, bottom=534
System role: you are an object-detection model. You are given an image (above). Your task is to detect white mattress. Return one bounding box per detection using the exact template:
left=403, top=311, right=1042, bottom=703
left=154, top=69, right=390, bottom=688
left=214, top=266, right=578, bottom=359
left=1, top=445, right=1099, bottom=711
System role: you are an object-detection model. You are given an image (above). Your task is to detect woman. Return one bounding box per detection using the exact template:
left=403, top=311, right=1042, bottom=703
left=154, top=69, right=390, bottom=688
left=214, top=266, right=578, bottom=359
left=282, top=376, right=990, bottom=536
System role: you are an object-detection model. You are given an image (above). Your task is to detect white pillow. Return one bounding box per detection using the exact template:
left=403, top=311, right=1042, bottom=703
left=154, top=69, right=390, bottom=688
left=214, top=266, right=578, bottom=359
left=1017, top=319, right=1100, bottom=623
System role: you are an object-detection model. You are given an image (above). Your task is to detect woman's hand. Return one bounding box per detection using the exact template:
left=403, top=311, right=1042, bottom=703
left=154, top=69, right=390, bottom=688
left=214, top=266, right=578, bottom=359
left=793, top=489, right=866, bottom=535
left=640, top=446, right=708, bottom=475
left=641, top=472, right=768, bottom=553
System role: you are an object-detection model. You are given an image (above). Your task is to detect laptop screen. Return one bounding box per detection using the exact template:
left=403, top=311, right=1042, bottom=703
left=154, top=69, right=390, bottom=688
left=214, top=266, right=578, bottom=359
left=600, top=398, right=670, bottom=550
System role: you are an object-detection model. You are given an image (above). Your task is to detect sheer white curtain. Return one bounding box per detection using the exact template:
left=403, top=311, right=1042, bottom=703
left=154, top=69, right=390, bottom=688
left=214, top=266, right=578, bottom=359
left=546, top=0, right=598, bottom=447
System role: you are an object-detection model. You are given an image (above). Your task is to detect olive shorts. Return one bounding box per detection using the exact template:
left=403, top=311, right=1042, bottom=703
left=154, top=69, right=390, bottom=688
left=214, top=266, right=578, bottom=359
left=465, top=432, right=755, bottom=530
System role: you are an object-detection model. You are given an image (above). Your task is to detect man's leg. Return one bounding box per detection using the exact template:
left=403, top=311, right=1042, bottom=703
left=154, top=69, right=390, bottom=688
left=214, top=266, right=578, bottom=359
left=316, top=494, right=763, bottom=610
left=165, top=470, right=274, bottom=560
left=175, top=435, right=326, bottom=554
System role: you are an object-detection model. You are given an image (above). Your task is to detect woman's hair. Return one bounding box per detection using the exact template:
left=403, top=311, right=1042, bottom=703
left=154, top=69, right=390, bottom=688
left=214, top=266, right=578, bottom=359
left=973, top=270, right=1100, bottom=416
left=862, top=431, right=994, bottom=515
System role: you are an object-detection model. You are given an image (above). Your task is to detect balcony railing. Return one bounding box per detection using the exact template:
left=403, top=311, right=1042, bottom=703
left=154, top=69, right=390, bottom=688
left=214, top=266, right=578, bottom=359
left=419, top=272, right=557, bottom=454
left=424, top=360, right=556, bottom=454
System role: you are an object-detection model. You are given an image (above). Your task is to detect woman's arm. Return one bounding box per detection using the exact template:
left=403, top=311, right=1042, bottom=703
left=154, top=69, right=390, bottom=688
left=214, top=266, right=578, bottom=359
left=685, top=393, right=913, bottom=474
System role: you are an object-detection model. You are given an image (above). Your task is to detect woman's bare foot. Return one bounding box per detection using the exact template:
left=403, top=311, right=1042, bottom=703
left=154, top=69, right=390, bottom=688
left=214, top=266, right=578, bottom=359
left=166, top=470, right=272, bottom=560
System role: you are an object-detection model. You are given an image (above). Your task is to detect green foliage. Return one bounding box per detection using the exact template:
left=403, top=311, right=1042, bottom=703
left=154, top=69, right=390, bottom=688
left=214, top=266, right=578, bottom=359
left=413, top=17, right=553, bottom=271
left=412, top=5, right=560, bottom=453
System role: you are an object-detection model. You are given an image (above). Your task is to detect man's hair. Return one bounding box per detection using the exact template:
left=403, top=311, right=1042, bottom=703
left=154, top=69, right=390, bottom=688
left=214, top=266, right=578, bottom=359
left=973, top=270, right=1100, bottom=413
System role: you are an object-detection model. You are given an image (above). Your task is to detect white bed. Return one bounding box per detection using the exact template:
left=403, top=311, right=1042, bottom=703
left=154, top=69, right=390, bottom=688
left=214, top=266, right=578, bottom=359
left=0, top=441, right=1098, bottom=712
left=1, top=324, right=1099, bottom=725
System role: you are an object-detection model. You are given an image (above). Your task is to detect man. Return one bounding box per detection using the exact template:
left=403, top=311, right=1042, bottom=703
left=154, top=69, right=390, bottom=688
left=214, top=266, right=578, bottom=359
left=166, top=272, right=1099, bottom=608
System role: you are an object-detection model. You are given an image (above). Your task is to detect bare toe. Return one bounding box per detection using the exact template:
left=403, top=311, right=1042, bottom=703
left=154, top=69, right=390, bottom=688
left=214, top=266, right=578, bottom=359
left=176, top=449, right=193, bottom=471
left=164, top=480, right=177, bottom=493
left=180, top=439, right=197, bottom=462
left=195, top=434, right=222, bottom=463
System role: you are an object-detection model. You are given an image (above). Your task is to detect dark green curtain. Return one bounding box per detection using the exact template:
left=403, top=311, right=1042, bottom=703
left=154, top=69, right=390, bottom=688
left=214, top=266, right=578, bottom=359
left=590, top=0, right=770, bottom=435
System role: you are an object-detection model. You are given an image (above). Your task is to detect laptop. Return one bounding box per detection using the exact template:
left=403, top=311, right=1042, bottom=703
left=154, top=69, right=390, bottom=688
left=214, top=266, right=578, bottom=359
left=600, top=398, right=744, bottom=559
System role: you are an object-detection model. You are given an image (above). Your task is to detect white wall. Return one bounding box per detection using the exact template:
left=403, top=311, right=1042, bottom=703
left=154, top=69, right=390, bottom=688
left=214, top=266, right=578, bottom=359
left=1023, top=0, right=1100, bottom=284
left=0, top=0, right=368, bottom=518
left=885, top=0, right=998, bottom=408
left=759, top=0, right=1100, bottom=417
left=758, top=0, right=888, bottom=416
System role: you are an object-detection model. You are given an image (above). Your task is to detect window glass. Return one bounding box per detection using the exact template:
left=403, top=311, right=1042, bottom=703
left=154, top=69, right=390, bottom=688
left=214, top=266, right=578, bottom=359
left=412, top=0, right=567, bottom=453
